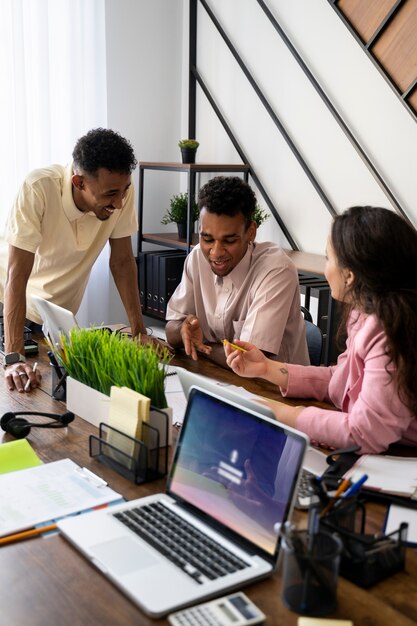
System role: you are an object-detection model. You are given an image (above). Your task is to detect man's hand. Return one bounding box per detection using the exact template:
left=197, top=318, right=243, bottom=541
left=5, top=363, right=42, bottom=393
left=180, top=315, right=212, bottom=361
left=136, top=333, right=175, bottom=356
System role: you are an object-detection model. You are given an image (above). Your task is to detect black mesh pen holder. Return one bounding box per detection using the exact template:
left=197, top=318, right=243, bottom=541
left=89, top=409, right=169, bottom=484
left=322, top=495, right=366, bottom=535
left=321, top=497, right=408, bottom=587
left=51, top=364, right=67, bottom=401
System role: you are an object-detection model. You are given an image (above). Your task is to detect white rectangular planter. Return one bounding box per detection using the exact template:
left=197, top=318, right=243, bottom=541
left=66, top=377, right=173, bottom=445
left=66, top=377, right=110, bottom=429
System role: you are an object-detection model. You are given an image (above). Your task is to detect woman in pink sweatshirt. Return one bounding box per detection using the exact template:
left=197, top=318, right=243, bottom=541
left=224, top=206, right=417, bottom=454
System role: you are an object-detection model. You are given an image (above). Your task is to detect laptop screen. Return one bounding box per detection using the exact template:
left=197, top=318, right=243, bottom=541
left=32, top=295, right=78, bottom=346
left=167, top=387, right=307, bottom=557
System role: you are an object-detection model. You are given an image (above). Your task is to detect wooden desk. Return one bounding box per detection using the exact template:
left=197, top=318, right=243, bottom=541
left=0, top=343, right=416, bottom=626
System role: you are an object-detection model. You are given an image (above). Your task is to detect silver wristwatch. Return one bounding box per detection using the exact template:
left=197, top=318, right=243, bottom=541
left=3, top=352, right=26, bottom=369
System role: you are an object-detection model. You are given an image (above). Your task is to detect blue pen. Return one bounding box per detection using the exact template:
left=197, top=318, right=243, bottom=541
left=342, top=473, right=368, bottom=498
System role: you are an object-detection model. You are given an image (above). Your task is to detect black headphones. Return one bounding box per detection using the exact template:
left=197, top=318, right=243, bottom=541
left=0, top=411, right=75, bottom=439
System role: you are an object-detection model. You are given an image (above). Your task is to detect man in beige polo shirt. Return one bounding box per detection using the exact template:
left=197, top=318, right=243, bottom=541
left=165, top=176, right=309, bottom=367
left=1, top=128, right=153, bottom=392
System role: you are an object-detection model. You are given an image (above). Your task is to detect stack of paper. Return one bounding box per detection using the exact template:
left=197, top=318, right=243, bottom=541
left=0, top=458, right=122, bottom=537
left=345, top=455, right=417, bottom=499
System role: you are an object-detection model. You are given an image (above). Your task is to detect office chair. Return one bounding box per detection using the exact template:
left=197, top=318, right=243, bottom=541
left=301, top=306, right=323, bottom=366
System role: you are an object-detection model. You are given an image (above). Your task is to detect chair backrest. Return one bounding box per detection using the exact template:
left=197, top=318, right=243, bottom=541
left=300, top=305, right=313, bottom=323
left=305, top=319, right=323, bottom=366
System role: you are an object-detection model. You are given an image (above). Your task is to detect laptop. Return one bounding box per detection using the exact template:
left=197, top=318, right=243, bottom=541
left=176, top=367, right=277, bottom=421
left=58, top=386, right=308, bottom=617
left=31, top=295, right=110, bottom=346
left=176, top=368, right=328, bottom=510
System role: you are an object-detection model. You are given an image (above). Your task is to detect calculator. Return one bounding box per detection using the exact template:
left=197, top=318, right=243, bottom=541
left=294, top=468, right=320, bottom=510
left=294, top=446, right=329, bottom=510
left=167, top=592, right=265, bottom=626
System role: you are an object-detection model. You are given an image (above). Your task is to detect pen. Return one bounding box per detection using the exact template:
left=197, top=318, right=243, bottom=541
left=24, top=362, right=38, bottom=391
left=223, top=339, right=247, bottom=352
left=48, top=350, right=64, bottom=379
left=47, top=350, right=60, bottom=370
left=319, top=478, right=351, bottom=517
left=342, top=473, right=368, bottom=498
left=0, top=523, right=58, bottom=546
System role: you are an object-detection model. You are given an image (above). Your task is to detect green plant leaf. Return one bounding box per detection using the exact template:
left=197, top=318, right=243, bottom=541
left=161, top=192, right=199, bottom=225
left=178, top=139, right=199, bottom=149
left=252, top=203, right=270, bottom=227
left=54, top=328, right=172, bottom=408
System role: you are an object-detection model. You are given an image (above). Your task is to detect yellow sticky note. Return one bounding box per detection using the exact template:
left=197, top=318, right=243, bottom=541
left=0, top=439, right=43, bottom=474
left=108, top=386, right=150, bottom=439
left=298, top=618, right=353, bottom=626
left=108, top=386, right=150, bottom=463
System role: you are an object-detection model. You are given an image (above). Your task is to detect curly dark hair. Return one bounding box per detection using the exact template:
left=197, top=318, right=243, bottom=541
left=198, top=176, right=256, bottom=228
left=72, top=128, right=137, bottom=176
left=332, top=206, right=417, bottom=417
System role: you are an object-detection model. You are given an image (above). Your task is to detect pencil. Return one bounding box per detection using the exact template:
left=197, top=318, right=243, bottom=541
left=319, top=478, right=351, bottom=518
left=24, top=362, right=39, bottom=391
left=0, top=523, right=58, bottom=546
left=223, top=339, right=247, bottom=352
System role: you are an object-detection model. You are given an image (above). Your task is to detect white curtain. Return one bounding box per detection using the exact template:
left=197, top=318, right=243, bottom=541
left=0, top=0, right=110, bottom=324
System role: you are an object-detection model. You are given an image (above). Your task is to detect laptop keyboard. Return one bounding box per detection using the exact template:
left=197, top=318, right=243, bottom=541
left=113, top=502, right=249, bottom=584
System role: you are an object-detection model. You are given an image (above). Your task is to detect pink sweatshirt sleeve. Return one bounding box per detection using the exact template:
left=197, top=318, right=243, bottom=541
left=283, top=316, right=415, bottom=453
left=281, top=363, right=336, bottom=403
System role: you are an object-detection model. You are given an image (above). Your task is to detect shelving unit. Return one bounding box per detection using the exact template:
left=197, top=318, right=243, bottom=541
left=137, top=162, right=250, bottom=255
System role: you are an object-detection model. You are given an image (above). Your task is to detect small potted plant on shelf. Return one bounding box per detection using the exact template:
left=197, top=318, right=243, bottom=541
left=253, top=203, right=270, bottom=227
left=178, top=139, right=199, bottom=164
left=161, top=192, right=199, bottom=239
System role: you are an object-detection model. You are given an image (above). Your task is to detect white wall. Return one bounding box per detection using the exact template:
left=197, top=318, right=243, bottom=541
left=194, top=0, right=417, bottom=252
left=89, top=0, right=185, bottom=325
left=95, top=0, right=417, bottom=321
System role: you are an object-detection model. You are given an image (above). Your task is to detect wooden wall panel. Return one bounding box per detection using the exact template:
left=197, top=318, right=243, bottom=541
left=334, top=0, right=417, bottom=118
left=371, top=0, right=417, bottom=92
left=337, top=0, right=397, bottom=43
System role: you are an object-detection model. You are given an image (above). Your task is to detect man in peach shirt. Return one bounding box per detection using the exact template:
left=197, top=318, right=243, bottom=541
left=165, top=176, right=308, bottom=367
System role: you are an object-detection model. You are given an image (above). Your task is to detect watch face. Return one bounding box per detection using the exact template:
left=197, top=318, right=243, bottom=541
left=5, top=352, right=23, bottom=365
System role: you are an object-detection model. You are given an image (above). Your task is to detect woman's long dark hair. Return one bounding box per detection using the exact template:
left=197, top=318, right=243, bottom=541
left=332, top=206, right=417, bottom=416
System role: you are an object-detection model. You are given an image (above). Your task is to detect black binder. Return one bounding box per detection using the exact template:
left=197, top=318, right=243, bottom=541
left=136, top=250, right=176, bottom=314
left=158, top=252, right=186, bottom=316
left=135, top=253, right=147, bottom=311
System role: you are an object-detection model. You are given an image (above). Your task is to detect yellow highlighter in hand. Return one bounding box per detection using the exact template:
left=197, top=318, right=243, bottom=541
left=223, top=339, right=247, bottom=352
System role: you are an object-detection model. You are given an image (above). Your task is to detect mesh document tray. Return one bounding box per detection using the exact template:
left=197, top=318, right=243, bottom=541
left=89, top=407, right=169, bottom=484
left=320, top=495, right=408, bottom=587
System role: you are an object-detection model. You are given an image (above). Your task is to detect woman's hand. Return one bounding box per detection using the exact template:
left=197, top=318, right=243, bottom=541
left=224, top=339, right=290, bottom=390
left=224, top=339, right=268, bottom=378
left=257, top=398, right=304, bottom=428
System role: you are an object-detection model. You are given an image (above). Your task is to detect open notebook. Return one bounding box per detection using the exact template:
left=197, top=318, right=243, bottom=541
left=58, top=386, right=308, bottom=617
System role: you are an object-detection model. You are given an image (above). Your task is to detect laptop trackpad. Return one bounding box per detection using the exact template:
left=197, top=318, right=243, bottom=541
left=92, top=536, right=159, bottom=576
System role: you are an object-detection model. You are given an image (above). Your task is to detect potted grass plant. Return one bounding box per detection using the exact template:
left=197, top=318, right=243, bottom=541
left=52, top=328, right=172, bottom=429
